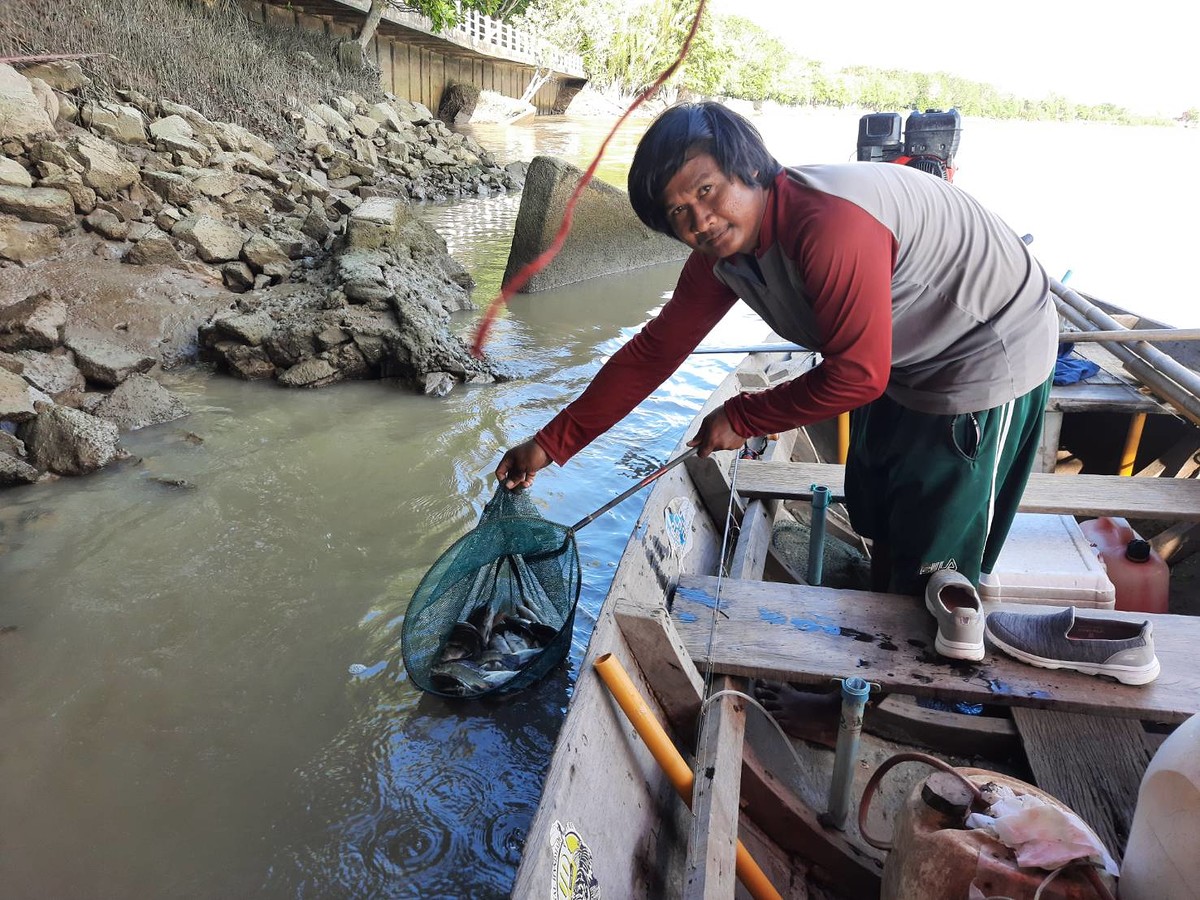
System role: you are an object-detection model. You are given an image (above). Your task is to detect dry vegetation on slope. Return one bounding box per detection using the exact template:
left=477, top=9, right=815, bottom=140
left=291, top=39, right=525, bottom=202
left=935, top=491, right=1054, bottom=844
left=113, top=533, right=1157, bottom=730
left=0, top=0, right=384, bottom=143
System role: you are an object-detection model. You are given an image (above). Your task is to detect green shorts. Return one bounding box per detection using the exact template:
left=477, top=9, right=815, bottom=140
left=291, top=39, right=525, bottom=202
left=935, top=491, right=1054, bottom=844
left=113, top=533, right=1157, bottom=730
left=844, top=377, right=1051, bottom=595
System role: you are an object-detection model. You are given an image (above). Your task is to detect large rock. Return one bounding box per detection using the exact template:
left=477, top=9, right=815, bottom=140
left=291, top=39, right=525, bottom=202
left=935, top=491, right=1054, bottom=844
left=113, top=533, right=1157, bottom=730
left=0, top=215, right=60, bottom=264
left=148, top=114, right=194, bottom=143
left=19, top=61, right=90, bottom=92
left=19, top=404, right=120, bottom=475
left=64, top=334, right=156, bottom=387
left=171, top=215, right=243, bottom=262
left=211, top=310, right=275, bottom=346
left=0, top=367, right=37, bottom=421
left=0, top=64, right=56, bottom=141
left=240, top=234, right=291, bottom=277
left=93, top=373, right=189, bottom=430
left=84, top=102, right=148, bottom=144
left=0, top=185, right=76, bottom=230
left=0, top=450, right=40, bottom=485
left=27, top=77, right=60, bottom=125
left=124, top=229, right=183, bottom=267
left=0, top=291, right=68, bottom=351
left=213, top=122, right=277, bottom=163
left=277, top=357, right=339, bottom=388
left=502, top=155, right=689, bottom=292
left=11, top=350, right=85, bottom=399
left=0, top=157, right=32, bottom=188
left=309, top=103, right=353, bottom=136
left=214, top=342, right=275, bottom=380
left=66, top=131, right=139, bottom=198
left=36, top=165, right=96, bottom=214
left=345, top=197, right=407, bottom=251
left=142, top=170, right=200, bottom=206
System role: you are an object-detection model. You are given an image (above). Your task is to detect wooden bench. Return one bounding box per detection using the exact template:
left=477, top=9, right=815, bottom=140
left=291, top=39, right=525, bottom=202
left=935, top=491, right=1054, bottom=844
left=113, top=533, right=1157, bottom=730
left=733, top=461, right=1200, bottom=522
left=671, top=574, right=1200, bottom=724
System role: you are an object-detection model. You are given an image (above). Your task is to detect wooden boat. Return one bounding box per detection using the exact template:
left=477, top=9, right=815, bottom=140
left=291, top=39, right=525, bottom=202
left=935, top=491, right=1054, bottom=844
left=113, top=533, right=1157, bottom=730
left=511, top=291, right=1200, bottom=899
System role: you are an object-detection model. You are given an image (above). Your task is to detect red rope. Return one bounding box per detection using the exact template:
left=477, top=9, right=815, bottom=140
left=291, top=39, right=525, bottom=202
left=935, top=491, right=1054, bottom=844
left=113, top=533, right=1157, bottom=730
left=470, top=0, right=709, bottom=358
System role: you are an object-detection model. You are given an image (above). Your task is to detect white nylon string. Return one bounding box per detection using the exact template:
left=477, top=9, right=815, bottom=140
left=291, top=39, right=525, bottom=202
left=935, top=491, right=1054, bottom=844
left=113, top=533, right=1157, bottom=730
left=695, top=449, right=745, bottom=744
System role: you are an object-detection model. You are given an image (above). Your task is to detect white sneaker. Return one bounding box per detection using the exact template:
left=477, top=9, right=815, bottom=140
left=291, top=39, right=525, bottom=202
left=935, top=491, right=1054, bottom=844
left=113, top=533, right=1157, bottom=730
left=925, top=570, right=985, bottom=661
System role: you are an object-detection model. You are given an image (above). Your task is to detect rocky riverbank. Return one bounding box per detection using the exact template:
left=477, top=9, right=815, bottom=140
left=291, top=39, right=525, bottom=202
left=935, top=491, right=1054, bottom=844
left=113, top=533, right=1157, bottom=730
left=0, top=59, right=524, bottom=488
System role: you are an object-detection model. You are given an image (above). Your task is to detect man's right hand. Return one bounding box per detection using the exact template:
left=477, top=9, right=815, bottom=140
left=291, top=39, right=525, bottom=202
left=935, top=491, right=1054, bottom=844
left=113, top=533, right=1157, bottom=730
left=494, top=438, right=552, bottom=490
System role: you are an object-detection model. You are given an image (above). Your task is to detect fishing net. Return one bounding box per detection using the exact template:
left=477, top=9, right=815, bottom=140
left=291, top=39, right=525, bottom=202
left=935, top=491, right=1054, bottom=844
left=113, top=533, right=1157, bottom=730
left=402, top=485, right=581, bottom=698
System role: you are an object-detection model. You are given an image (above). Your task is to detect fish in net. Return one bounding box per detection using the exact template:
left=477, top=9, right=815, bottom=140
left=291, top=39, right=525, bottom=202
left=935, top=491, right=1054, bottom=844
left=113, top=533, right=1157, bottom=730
left=402, top=448, right=697, bottom=698
left=402, top=485, right=581, bottom=698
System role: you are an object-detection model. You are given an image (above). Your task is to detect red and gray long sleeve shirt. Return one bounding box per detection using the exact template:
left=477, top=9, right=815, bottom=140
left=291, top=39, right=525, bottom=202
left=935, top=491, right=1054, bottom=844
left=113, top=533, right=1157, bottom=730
left=535, top=162, right=1058, bottom=466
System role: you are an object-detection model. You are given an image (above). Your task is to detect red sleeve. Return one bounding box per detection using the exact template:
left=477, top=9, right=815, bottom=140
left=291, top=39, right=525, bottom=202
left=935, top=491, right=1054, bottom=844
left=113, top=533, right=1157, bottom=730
left=535, top=253, right=738, bottom=465
left=723, top=192, right=895, bottom=437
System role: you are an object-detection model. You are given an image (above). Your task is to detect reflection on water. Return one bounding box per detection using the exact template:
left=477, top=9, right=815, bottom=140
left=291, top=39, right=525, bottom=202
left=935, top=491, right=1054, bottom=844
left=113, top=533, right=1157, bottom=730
left=1, top=109, right=1196, bottom=899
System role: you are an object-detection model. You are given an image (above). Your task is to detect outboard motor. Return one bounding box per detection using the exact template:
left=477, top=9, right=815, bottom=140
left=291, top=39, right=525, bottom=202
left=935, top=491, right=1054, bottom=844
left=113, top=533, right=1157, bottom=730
left=857, top=108, right=962, bottom=182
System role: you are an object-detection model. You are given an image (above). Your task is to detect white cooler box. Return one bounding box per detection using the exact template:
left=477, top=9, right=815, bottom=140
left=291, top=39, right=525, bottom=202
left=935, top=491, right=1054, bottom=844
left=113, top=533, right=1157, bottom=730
left=979, top=513, right=1116, bottom=609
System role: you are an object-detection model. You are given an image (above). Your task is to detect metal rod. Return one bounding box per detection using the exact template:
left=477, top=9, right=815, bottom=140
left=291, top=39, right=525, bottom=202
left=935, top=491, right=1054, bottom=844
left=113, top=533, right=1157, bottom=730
left=691, top=328, right=1200, bottom=358
left=691, top=343, right=805, bottom=354
left=593, top=653, right=784, bottom=900
left=821, top=676, right=872, bottom=830
left=570, top=446, right=698, bottom=532
left=807, top=484, right=830, bottom=586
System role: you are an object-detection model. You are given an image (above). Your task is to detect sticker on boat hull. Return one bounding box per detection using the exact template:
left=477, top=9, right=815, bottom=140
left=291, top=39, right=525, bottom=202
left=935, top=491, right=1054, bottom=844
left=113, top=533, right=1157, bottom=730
left=665, top=496, right=696, bottom=561
left=551, top=820, right=600, bottom=900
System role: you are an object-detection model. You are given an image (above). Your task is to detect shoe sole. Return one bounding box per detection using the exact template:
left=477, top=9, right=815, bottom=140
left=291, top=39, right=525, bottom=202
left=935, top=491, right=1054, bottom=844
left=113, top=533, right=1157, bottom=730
left=985, top=625, right=1161, bottom=686
left=934, top=632, right=985, bottom=662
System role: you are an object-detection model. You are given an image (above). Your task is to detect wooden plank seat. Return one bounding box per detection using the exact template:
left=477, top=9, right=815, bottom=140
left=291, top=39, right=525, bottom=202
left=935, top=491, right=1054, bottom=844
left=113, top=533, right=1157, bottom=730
left=734, top=461, right=1200, bottom=521
left=671, top=575, right=1200, bottom=723
left=1048, top=381, right=1168, bottom=414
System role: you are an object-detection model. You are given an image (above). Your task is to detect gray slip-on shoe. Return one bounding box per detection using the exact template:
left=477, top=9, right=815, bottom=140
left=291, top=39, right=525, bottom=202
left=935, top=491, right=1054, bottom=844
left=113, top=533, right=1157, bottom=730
left=925, top=570, right=985, bottom=661
left=985, top=607, right=1160, bottom=685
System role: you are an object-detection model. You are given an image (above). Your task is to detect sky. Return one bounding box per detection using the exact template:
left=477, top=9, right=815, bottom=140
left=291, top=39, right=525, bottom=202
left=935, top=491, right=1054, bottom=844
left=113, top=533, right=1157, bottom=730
left=707, top=0, right=1199, bottom=117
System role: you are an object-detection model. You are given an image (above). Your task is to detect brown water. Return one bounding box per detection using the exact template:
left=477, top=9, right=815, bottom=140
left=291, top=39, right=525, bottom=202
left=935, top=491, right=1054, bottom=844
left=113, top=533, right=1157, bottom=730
left=1, top=110, right=1196, bottom=899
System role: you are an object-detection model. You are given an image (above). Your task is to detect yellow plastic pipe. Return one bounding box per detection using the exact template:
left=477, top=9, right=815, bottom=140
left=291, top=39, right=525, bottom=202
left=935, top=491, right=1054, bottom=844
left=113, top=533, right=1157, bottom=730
left=1120, top=412, right=1147, bottom=476
left=593, top=653, right=783, bottom=900
left=837, top=412, right=850, bottom=465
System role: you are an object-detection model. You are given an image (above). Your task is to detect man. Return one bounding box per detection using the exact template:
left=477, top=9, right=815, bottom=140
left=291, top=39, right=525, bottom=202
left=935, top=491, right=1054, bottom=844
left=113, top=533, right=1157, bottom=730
left=496, top=102, right=1056, bottom=694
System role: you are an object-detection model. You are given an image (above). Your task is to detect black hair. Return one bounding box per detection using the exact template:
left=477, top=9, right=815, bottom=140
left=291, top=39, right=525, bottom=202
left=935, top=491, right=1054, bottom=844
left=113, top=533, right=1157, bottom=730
left=628, top=102, right=782, bottom=237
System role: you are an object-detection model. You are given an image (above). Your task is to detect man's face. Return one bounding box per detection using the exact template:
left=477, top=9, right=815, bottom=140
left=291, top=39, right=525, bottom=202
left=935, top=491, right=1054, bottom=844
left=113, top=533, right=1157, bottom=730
left=661, top=151, right=767, bottom=258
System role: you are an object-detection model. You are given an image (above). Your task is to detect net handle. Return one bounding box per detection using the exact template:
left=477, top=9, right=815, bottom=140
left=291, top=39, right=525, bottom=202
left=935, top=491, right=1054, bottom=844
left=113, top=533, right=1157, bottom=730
left=570, top=447, right=698, bottom=533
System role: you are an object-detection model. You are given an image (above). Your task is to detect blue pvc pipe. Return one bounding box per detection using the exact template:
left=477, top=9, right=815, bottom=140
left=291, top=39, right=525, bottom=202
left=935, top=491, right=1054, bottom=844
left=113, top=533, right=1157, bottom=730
left=823, top=676, right=872, bottom=831
left=807, top=484, right=830, bottom=586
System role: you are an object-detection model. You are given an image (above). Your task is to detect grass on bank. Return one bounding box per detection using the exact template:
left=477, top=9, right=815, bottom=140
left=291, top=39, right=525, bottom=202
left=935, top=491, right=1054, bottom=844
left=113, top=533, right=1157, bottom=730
left=0, top=0, right=385, bottom=143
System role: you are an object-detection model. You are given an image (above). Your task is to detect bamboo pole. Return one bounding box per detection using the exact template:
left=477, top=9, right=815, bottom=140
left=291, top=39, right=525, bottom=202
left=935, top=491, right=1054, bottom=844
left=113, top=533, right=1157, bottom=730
left=593, top=653, right=783, bottom=900
left=1051, top=282, right=1200, bottom=427
left=1064, top=327, right=1200, bottom=343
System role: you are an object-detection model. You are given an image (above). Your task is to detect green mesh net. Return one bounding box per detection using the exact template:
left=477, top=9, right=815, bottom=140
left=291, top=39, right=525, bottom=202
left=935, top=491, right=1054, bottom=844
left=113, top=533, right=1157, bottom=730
left=402, top=486, right=581, bottom=698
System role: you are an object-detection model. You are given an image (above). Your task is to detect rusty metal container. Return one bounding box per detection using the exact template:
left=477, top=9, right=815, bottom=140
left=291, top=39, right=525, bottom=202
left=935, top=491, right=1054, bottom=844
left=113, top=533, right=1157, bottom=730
left=880, top=767, right=1115, bottom=900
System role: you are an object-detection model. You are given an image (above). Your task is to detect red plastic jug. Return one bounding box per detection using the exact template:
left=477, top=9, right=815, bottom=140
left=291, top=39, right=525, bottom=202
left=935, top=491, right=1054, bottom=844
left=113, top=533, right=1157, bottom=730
left=1078, top=517, right=1169, bottom=614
